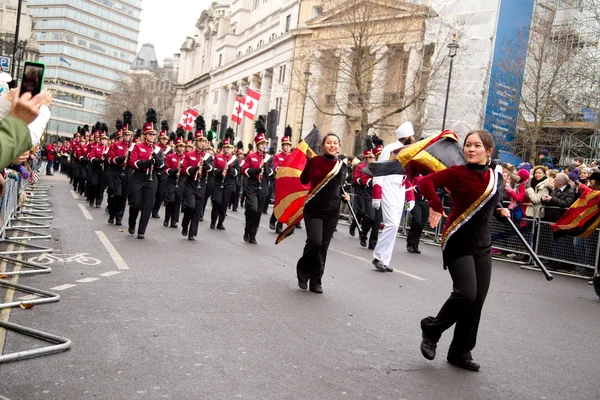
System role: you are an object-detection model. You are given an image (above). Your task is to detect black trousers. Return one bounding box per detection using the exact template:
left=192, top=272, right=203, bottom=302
left=164, top=177, right=184, bottom=225
left=244, top=180, right=268, bottom=238
left=296, top=217, right=338, bottom=286
left=211, top=180, right=235, bottom=226
left=361, top=207, right=382, bottom=248
left=349, top=195, right=367, bottom=231
left=230, top=183, right=241, bottom=211
left=421, top=252, right=492, bottom=358
left=88, top=170, right=108, bottom=206
left=152, top=173, right=167, bottom=216
left=407, top=196, right=430, bottom=248
left=269, top=212, right=283, bottom=231
left=128, top=172, right=158, bottom=235
left=201, top=177, right=214, bottom=219
left=108, top=171, right=128, bottom=223
left=182, top=179, right=206, bottom=237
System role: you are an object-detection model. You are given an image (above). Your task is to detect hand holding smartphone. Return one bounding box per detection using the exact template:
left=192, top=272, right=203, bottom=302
left=19, top=61, right=45, bottom=97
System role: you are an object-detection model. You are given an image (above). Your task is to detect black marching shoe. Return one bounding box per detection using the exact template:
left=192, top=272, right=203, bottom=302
left=163, top=220, right=169, bottom=227
left=95, top=204, right=101, bottom=208
left=188, top=235, right=196, bottom=241
left=447, top=357, right=480, bottom=371
left=368, top=243, right=375, bottom=250
left=152, top=213, right=160, bottom=219
left=372, top=258, right=386, bottom=272
left=115, top=219, right=122, bottom=226
left=170, top=223, right=178, bottom=228
left=182, top=227, right=188, bottom=237
left=359, top=237, right=367, bottom=247
left=210, top=223, right=216, bottom=229
left=108, top=216, right=115, bottom=224
left=199, top=217, right=204, bottom=222
left=349, top=225, right=356, bottom=237
left=414, top=247, right=422, bottom=254
left=298, top=279, right=308, bottom=290
left=128, top=226, right=135, bottom=235
left=269, top=221, right=276, bottom=230
left=384, top=266, right=393, bottom=272
left=217, top=224, right=226, bottom=230
left=137, top=233, right=144, bottom=239
left=89, top=202, right=94, bottom=208
left=309, top=284, right=323, bottom=294
left=275, top=226, right=282, bottom=234
left=243, top=232, right=250, bottom=243
left=407, top=245, right=417, bottom=253
left=249, top=236, right=257, bottom=244
left=296, top=222, right=302, bottom=229
left=420, top=333, right=437, bottom=360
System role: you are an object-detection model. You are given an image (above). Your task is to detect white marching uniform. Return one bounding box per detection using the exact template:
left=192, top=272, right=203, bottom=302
left=372, top=140, right=406, bottom=267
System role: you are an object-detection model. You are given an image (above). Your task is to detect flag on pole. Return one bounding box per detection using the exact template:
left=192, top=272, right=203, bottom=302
left=551, top=186, right=600, bottom=238
left=185, top=108, right=199, bottom=131
left=231, top=95, right=245, bottom=124
left=242, top=88, right=260, bottom=120
left=274, top=126, right=323, bottom=244
left=177, top=109, right=188, bottom=129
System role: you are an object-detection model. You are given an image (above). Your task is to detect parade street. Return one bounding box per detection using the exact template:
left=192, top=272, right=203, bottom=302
left=1, top=175, right=599, bottom=400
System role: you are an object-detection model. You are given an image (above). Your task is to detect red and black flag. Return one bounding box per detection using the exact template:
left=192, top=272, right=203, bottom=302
left=363, top=130, right=465, bottom=179
left=551, top=185, right=600, bottom=238
left=273, top=126, right=322, bottom=244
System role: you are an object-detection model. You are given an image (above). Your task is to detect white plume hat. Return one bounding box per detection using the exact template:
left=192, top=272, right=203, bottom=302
left=395, top=122, right=414, bottom=139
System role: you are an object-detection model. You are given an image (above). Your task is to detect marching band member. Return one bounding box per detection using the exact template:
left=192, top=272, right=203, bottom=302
left=106, top=113, right=133, bottom=226
left=152, top=120, right=171, bottom=219
left=87, top=124, right=109, bottom=208
left=269, top=128, right=292, bottom=234
left=127, top=109, right=164, bottom=239
left=180, top=119, right=213, bottom=241
left=163, top=129, right=186, bottom=228
left=242, top=120, right=273, bottom=244
left=210, top=134, right=238, bottom=230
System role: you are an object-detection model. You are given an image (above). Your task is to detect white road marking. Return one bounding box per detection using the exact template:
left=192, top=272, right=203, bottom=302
left=76, top=277, right=99, bottom=283
left=70, top=190, right=79, bottom=199
left=50, top=284, right=77, bottom=291
left=95, top=231, right=129, bottom=270
left=329, top=248, right=426, bottom=281
left=100, top=271, right=121, bottom=277
left=78, top=204, right=93, bottom=220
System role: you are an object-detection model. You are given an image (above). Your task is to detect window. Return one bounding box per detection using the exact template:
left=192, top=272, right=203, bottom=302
left=214, top=90, right=219, bottom=104
left=285, top=15, right=291, bottom=32
left=218, top=54, right=222, bottom=66
left=278, top=64, right=286, bottom=83
left=312, top=7, right=323, bottom=18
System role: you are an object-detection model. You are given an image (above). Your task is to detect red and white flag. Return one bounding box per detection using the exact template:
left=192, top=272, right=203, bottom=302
left=177, top=109, right=188, bottom=129
left=231, top=95, right=245, bottom=125
left=242, top=88, right=260, bottom=120
left=185, top=108, right=199, bottom=131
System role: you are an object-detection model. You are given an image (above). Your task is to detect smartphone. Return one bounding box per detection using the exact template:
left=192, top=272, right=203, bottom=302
left=19, top=61, right=45, bottom=97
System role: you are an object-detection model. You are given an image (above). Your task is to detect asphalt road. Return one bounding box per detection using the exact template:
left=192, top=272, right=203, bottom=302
left=1, top=175, right=599, bottom=400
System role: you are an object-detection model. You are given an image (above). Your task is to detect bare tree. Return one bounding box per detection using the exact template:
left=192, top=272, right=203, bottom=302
left=291, top=0, right=454, bottom=144
left=497, top=1, right=600, bottom=162
left=104, top=71, right=176, bottom=130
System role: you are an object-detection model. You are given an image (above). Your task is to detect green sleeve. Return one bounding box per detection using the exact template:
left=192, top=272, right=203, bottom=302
left=0, top=115, right=32, bottom=170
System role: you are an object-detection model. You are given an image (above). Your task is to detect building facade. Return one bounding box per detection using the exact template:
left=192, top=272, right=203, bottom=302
left=174, top=0, right=302, bottom=151
left=0, top=0, right=40, bottom=78
left=27, top=0, right=142, bottom=137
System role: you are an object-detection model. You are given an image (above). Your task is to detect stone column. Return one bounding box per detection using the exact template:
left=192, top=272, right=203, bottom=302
left=217, top=86, right=229, bottom=126
left=301, top=54, right=322, bottom=139
left=226, top=82, right=238, bottom=130
left=331, top=50, right=352, bottom=139
left=404, top=43, right=423, bottom=124
left=236, top=79, right=247, bottom=144
left=243, top=75, right=259, bottom=147
left=369, top=45, right=389, bottom=135
left=258, top=70, right=273, bottom=119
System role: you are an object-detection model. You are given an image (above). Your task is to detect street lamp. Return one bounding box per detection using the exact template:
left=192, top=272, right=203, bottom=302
left=441, top=34, right=459, bottom=131
left=298, top=64, right=312, bottom=138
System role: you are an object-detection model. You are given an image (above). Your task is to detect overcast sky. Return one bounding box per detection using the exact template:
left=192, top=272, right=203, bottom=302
left=136, top=0, right=214, bottom=64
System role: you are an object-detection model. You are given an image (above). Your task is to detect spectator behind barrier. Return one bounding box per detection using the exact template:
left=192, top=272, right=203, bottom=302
left=538, top=149, right=555, bottom=169
left=505, top=168, right=530, bottom=223
left=525, top=166, right=551, bottom=218
left=541, top=172, right=575, bottom=222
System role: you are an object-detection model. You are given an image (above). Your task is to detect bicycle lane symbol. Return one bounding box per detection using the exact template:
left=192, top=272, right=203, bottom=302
left=27, top=253, right=102, bottom=266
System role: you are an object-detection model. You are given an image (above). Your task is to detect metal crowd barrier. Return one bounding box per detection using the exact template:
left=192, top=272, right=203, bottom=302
left=0, top=170, right=71, bottom=367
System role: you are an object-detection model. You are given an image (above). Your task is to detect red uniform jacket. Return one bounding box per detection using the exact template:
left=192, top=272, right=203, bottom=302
left=353, top=162, right=373, bottom=188
left=45, top=144, right=55, bottom=161
left=128, top=141, right=157, bottom=171
left=181, top=149, right=212, bottom=176
left=273, top=151, right=290, bottom=172
left=242, top=151, right=273, bottom=179
left=88, top=144, right=109, bottom=168
left=165, top=152, right=184, bottom=175
left=107, top=140, right=131, bottom=166
left=213, top=153, right=237, bottom=176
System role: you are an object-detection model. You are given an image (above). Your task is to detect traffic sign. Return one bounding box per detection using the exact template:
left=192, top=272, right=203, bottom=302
left=0, top=56, right=10, bottom=70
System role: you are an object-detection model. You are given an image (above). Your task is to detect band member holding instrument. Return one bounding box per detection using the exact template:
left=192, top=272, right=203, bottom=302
left=87, top=124, right=110, bottom=208
left=417, top=130, right=509, bottom=371
left=152, top=120, right=171, bottom=219
left=269, top=128, right=293, bottom=234
left=163, top=129, right=186, bottom=228
left=296, top=133, right=349, bottom=294
left=106, top=112, right=134, bottom=226
left=127, top=109, right=164, bottom=239
left=242, top=120, right=273, bottom=244
left=180, top=122, right=213, bottom=241
left=230, top=140, right=245, bottom=212
left=210, top=134, right=237, bottom=230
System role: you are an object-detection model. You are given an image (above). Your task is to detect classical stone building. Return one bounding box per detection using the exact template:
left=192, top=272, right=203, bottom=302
left=0, top=0, right=39, bottom=78
left=287, top=0, right=432, bottom=155
left=174, top=0, right=303, bottom=150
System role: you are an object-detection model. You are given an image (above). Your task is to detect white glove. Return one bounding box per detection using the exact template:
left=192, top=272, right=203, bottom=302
left=407, top=200, right=415, bottom=211
left=372, top=199, right=381, bottom=210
